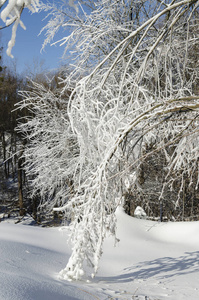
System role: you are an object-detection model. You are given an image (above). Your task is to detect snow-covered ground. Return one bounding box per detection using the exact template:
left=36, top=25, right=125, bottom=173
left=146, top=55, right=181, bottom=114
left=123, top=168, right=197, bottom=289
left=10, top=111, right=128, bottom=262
left=0, top=207, right=199, bottom=300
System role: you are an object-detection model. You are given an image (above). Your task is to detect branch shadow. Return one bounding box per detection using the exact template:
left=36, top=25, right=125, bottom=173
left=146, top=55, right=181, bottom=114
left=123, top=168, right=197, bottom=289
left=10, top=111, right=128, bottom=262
left=97, top=251, right=199, bottom=283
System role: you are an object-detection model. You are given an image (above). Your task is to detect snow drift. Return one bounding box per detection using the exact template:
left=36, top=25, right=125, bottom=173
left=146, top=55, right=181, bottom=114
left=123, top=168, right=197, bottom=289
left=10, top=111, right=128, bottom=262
left=0, top=208, right=199, bottom=299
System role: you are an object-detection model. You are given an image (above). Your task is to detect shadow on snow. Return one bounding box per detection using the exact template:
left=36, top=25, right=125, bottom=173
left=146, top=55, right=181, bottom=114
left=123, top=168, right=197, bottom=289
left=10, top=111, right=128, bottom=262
left=97, top=251, right=199, bottom=283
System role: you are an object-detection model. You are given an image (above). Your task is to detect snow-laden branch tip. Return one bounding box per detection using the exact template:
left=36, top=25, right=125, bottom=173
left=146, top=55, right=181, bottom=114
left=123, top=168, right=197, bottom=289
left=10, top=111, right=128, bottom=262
left=68, top=0, right=78, bottom=14
left=0, top=0, right=41, bottom=57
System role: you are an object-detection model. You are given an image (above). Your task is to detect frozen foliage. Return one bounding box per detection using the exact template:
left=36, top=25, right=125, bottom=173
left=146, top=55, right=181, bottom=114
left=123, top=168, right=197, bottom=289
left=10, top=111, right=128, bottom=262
left=15, top=81, right=78, bottom=213
left=15, top=0, right=199, bottom=280
left=0, top=0, right=41, bottom=57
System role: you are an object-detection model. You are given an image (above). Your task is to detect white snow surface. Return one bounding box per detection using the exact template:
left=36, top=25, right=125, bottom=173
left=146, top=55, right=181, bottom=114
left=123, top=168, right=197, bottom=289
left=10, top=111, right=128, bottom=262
left=0, top=207, right=199, bottom=300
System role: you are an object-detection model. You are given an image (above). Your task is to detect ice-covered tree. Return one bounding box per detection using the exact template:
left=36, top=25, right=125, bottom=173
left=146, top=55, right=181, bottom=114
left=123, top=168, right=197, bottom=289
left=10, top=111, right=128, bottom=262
left=2, top=0, right=199, bottom=280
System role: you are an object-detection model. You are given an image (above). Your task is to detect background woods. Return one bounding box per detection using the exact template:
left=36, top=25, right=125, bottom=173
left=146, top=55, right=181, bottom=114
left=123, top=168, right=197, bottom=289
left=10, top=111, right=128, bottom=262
left=0, top=48, right=65, bottom=224
left=0, top=49, right=25, bottom=220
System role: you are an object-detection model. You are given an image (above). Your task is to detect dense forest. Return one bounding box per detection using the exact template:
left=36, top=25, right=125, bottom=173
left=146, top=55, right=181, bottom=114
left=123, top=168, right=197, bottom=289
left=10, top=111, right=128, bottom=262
left=0, top=49, right=64, bottom=225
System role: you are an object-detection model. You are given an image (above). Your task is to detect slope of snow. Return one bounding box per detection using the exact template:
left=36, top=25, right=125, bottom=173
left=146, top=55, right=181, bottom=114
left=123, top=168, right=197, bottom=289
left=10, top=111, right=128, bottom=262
left=0, top=207, right=199, bottom=300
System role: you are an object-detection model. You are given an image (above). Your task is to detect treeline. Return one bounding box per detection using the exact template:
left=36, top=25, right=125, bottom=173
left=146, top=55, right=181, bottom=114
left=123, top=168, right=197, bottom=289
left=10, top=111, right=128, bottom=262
left=0, top=50, right=24, bottom=220
left=0, top=51, right=64, bottom=225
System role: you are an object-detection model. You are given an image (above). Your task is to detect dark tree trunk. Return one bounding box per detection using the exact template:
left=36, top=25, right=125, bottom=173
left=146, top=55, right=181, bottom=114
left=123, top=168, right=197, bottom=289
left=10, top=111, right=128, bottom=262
left=18, top=149, right=25, bottom=216
left=2, top=132, right=8, bottom=178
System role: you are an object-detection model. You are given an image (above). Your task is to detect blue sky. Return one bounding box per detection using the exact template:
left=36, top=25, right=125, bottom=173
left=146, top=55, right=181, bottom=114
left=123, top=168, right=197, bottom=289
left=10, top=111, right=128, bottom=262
left=1, top=6, right=66, bottom=75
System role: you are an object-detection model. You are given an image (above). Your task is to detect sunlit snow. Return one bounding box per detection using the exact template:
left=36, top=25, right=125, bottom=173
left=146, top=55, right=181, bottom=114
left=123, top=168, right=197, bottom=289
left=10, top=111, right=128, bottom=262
left=0, top=207, right=199, bottom=300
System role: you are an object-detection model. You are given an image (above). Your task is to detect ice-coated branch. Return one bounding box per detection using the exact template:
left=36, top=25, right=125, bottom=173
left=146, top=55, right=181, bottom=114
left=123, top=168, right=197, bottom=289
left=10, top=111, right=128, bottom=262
left=0, top=0, right=41, bottom=57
